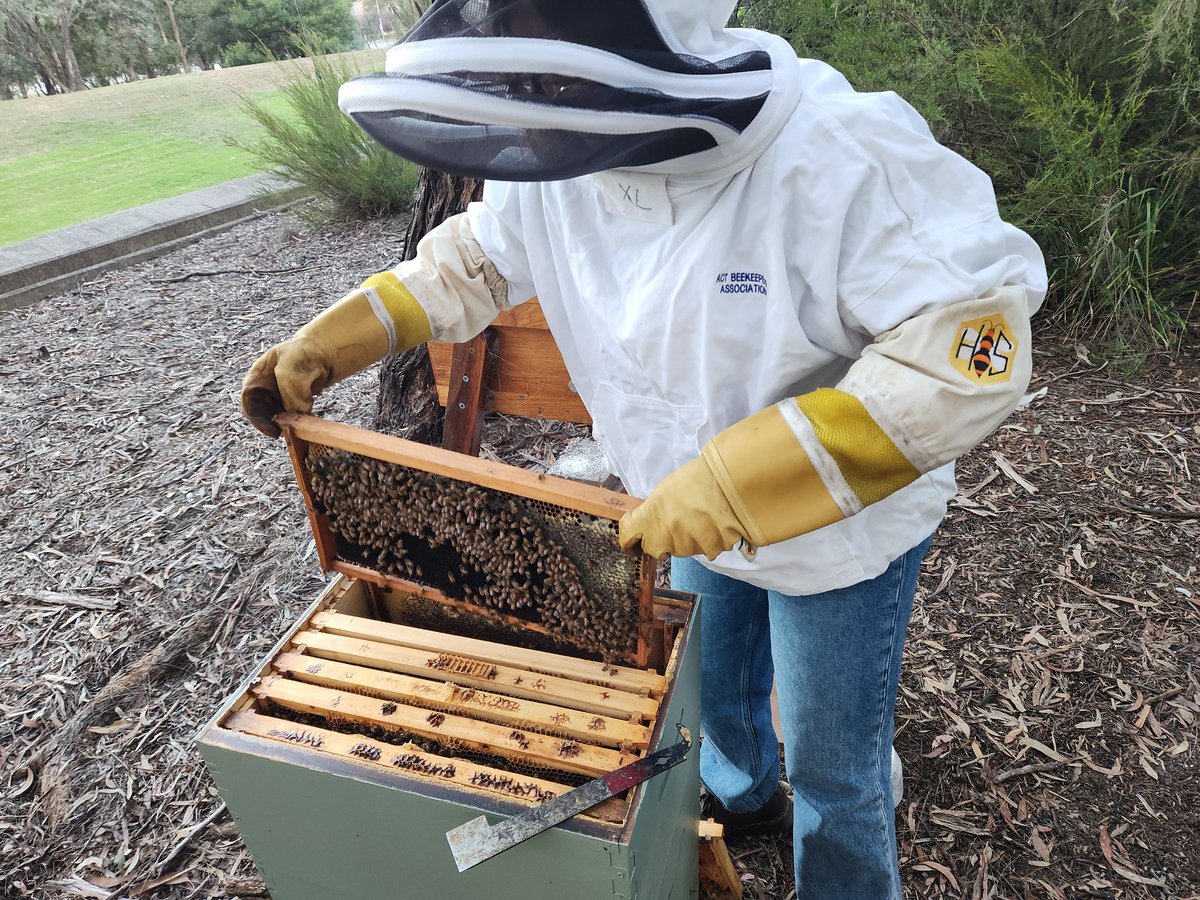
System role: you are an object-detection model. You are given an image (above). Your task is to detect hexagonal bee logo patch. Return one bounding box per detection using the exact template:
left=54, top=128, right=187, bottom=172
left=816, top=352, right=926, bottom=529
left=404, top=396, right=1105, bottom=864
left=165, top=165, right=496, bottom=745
left=949, top=316, right=1017, bottom=382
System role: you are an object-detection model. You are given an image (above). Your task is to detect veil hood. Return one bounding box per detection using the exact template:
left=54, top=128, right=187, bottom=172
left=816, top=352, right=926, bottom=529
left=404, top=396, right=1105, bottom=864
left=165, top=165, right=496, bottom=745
left=338, top=0, right=800, bottom=181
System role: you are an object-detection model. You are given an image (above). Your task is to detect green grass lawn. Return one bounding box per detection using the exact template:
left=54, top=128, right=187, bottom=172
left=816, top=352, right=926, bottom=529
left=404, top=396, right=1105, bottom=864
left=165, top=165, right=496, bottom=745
left=0, top=51, right=384, bottom=247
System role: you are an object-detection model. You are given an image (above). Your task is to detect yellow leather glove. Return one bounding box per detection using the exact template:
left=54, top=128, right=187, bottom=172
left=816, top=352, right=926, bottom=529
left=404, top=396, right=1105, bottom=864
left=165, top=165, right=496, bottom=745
left=618, top=402, right=857, bottom=560
left=241, top=275, right=432, bottom=437
left=618, top=454, right=748, bottom=560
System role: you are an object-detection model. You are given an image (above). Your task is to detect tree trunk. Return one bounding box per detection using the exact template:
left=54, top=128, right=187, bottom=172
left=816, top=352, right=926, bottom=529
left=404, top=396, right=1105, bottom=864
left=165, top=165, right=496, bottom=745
left=164, top=0, right=188, bottom=71
left=46, top=44, right=65, bottom=90
left=57, top=7, right=84, bottom=91
left=37, top=62, right=57, bottom=95
left=373, top=170, right=483, bottom=442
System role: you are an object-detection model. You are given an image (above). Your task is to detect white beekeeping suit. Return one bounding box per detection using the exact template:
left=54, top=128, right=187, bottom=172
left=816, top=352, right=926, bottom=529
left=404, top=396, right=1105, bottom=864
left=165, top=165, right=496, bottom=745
left=323, top=0, right=1049, bottom=592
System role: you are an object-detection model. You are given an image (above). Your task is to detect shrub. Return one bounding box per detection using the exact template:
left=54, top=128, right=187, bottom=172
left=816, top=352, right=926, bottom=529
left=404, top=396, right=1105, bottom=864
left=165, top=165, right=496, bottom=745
left=224, top=41, right=271, bottom=67
left=975, top=41, right=1196, bottom=352
left=740, top=0, right=1200, bottom=356
left=235, top=42, right=418, bottom=220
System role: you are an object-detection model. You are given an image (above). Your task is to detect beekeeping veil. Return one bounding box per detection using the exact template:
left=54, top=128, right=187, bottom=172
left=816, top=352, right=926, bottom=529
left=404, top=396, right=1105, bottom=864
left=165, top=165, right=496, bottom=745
left=337, top=0, right=801, bottom=181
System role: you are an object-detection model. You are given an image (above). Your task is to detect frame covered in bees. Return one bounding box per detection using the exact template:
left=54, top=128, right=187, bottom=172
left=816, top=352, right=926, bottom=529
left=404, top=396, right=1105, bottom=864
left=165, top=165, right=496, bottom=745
left=197, top=414, right=700, bottom=900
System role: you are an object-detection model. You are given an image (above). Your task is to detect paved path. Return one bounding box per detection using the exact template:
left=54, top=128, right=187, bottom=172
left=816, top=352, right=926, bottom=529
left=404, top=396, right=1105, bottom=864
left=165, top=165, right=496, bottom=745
left=0, top=173, right=300, bottom=312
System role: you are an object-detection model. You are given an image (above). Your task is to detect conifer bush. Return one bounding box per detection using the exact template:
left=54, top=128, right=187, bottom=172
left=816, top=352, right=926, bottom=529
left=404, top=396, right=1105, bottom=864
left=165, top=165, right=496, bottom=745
left=742, top=0, right=1199, bottom=355
left=236, top=42, right=418, bottom=221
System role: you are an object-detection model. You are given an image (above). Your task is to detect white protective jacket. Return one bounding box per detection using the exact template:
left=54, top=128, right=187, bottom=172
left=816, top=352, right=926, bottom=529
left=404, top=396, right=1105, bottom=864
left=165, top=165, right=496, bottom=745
left=341, top=0, right=1048, bottom=594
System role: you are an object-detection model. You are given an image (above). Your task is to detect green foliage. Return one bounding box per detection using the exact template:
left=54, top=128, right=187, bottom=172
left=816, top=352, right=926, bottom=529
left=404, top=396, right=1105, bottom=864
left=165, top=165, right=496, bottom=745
left=203, top=0, right=358, bottom=65
left=235, top=43, right=417, bottom=220
left=0, top=15, right=38, bottom=97
left=974, top=41, right=1197, bottom=350
left=224, top=39, right=271, bottom=66
left=741, top=0, right=1200, bottom=355
left=0, top=0, right=358, bottom=96
left=72, top=0, right=164, bottom=83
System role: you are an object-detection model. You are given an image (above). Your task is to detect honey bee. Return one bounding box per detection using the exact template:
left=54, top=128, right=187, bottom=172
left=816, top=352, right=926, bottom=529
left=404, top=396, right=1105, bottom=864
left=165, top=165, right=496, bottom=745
left=349, top=743, right=382, bottom=761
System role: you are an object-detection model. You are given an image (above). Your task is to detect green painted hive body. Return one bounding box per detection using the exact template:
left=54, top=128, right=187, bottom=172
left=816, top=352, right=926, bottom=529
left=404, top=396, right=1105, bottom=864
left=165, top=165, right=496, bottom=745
left=197, top=576, right=700, bottom=900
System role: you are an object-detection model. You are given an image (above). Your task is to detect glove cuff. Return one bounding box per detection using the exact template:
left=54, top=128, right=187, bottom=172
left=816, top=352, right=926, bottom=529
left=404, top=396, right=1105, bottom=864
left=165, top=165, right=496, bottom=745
left=702, top=405, right=844, bottom=546
left=294, top=281, right=431, bottom=385
left=361, top=272, right=434, bottom=354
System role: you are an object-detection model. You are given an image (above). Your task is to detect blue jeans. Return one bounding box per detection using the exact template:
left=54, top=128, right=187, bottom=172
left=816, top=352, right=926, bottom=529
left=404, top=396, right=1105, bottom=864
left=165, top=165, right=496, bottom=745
left=672, top=537, right=932, bottom=900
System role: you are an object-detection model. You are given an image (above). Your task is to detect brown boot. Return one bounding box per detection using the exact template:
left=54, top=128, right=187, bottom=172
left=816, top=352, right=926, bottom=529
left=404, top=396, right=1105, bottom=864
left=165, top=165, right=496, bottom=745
left=701, top=783, right=792, bottom=838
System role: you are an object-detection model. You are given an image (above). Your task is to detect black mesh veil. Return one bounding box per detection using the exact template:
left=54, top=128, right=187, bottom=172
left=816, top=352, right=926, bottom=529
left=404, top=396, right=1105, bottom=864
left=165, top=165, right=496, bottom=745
left=338, top=0, right=775, bottom=181
left=409, top=0, right=667, bottom=55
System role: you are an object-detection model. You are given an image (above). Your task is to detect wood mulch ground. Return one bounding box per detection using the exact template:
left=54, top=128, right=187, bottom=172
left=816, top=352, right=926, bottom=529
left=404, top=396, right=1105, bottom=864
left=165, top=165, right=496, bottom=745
left=1, top=211, right=1196, bottom=899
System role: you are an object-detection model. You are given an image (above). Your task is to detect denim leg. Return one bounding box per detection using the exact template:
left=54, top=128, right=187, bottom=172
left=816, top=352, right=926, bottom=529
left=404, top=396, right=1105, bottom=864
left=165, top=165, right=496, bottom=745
left=768, top=536, right=932, bottom=900
left=671, top=556, right=780, bottom=812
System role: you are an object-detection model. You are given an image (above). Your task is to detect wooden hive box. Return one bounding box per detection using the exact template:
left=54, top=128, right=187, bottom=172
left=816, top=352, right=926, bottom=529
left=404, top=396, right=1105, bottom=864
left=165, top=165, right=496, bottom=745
left=197, top=414, right=700, bottom=900
left=428, top=300, right=593, bottom=425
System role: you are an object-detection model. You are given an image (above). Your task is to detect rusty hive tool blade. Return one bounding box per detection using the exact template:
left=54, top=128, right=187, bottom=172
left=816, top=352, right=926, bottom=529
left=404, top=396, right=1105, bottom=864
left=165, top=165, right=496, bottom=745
left=446, top=725, right=691, bottom=872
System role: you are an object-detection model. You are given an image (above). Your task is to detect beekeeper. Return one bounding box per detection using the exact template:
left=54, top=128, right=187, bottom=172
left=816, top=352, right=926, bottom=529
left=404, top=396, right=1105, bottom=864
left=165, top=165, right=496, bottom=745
left=241, top=1, right=1047, bottom=896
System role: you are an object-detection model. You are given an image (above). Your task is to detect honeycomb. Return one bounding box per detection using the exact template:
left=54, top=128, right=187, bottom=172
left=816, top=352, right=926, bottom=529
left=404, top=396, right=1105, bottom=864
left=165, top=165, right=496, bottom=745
left=303, top=443, right=642, bottom=661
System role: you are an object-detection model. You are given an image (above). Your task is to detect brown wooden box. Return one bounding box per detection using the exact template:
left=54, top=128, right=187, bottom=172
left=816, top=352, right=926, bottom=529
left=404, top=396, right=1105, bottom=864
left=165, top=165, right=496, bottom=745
left=428, top=300, right=592, bottom=424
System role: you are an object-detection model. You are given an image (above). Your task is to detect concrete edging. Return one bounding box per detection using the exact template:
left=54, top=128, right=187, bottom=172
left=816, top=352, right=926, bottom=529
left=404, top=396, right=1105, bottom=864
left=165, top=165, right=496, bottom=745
left=0, top=173, right=304, bottom=312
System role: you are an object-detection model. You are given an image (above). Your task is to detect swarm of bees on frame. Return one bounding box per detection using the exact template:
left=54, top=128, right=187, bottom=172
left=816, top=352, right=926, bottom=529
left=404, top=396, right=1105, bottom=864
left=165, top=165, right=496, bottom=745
left=304, top=444, right=641, bottom=661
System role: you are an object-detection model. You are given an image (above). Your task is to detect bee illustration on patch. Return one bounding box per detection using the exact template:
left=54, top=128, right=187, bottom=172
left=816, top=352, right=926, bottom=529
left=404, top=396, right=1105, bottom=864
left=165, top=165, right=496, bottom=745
left=971, top=324, right=998, bottom=377
left=950, top=316, right=1017, bottom=384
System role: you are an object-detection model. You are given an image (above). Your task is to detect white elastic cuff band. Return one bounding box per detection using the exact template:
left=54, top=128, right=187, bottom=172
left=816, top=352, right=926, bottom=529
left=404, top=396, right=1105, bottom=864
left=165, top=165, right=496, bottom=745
left=363, top=286, right=397, bottom=355
left=775, top=400, right=863, bottom=517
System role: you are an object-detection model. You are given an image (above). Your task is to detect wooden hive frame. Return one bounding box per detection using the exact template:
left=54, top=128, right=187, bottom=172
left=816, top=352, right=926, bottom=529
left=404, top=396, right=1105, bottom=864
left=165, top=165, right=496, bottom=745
left=275, top=412, right=659, bottom=668
left=208, top=574, right=693, bottom=832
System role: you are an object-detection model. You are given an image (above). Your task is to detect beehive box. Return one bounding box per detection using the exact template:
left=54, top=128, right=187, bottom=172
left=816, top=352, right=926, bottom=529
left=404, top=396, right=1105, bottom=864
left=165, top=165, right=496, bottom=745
left=197, top=414, right=700, bottom=900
